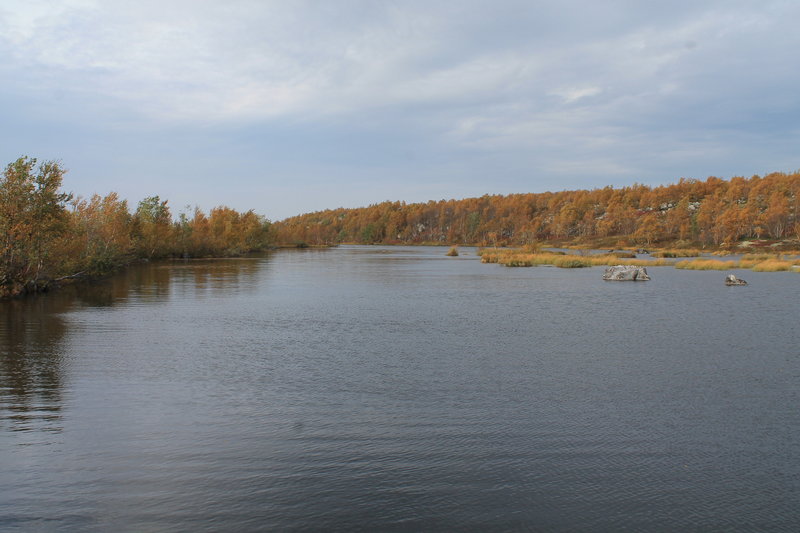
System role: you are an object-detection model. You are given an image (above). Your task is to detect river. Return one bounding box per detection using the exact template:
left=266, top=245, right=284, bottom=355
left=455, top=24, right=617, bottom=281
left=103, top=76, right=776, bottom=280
left=1, top=245, right=798, bottom=531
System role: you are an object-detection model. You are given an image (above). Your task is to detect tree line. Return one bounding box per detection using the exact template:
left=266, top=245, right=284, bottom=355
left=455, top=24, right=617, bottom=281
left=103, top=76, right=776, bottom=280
left=4, top=155, right=799, bottom=297
left=273, top=171, right=800, bottom=248
left=1, top=157, right=273, bottom=298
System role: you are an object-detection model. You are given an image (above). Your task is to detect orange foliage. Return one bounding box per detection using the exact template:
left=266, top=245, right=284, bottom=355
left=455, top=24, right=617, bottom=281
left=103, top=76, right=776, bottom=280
left=274, top=172, right=800, bottom=247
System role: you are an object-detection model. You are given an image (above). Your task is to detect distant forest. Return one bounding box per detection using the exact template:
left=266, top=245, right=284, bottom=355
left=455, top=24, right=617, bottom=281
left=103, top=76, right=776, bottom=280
left=1, top=157, right=272, bottom=297
left=274, top=172, right=800, bottom=248
left=3, top=154, right=799, bottom=298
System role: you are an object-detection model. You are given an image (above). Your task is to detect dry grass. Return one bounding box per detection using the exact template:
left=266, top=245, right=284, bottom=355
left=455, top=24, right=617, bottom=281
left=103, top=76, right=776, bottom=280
left=676, top=257, right=799, bottom=272
left=481, top=247, right=800, bottom=273
left=751, top=260, right=794, bottom=272
left=481, top=250, right=671, bottom=268
left=741, top=253, right=777, bottom=261
left=585, top=255, right=672, bottom=267
left=446, top=245, right=459, bottom=257
left=651, top=249, right=702, bottom=258
left=737, top=258, right=763, bottom=269
left=519, top=243, right=543, bottom=253
left=551, top=257, right=592, bottom=268
left=674, top=259, right=739, bottom=270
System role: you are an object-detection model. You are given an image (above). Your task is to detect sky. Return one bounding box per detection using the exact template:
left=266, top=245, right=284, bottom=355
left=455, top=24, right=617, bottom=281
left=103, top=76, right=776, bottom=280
left=1, top=0, right=799, bottom=221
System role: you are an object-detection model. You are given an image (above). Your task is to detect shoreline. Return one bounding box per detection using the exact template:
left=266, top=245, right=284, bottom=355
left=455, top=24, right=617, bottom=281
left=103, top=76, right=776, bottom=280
left=4, top=243, right=798, bottom=301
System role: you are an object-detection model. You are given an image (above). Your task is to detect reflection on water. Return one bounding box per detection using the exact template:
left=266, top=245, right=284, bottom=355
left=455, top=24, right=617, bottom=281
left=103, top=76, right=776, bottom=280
left=0, top=297, right=67, bottom=434
left=0, top=256, right=269, bottom=437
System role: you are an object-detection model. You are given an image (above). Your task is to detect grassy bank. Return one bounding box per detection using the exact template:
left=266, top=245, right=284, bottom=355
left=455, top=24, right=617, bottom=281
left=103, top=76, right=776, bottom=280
left=480, top=248, right=800, bottom=272
left=479, top=250, right=673, bottom=268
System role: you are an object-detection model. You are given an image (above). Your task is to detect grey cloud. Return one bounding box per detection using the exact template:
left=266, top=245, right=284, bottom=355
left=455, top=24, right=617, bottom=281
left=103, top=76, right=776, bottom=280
left=1, top=1, right=799, bottom=219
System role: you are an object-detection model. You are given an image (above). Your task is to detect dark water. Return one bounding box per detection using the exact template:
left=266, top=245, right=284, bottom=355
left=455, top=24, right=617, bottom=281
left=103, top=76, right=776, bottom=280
left=1, top=246, right=798, bottom=532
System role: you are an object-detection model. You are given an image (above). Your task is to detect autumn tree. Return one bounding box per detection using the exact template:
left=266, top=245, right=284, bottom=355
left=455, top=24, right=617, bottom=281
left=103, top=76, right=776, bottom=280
left=759, top=191, right=790, bottom=238
left=0, top=157, right=71, bottom=292
left=70, top=193, right=134, bottom=273
left=134, top=196, right=174, bottom=258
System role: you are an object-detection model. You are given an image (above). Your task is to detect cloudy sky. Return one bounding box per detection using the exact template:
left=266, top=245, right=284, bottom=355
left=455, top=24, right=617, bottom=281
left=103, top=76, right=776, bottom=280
left=1, top=1, right=798, bottom=220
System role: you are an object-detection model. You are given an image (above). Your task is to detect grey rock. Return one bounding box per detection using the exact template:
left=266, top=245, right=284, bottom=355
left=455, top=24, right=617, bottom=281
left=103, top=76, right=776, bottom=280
left=602, top=265, right=650, bottom=281
left=725, top=274, right=747, bottom=286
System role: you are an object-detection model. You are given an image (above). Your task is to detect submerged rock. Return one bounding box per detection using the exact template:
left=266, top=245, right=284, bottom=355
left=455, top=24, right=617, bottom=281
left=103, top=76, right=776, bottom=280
left=725, top=274, right=747, bottom=286
left=602, top=265, right=650, bottom=281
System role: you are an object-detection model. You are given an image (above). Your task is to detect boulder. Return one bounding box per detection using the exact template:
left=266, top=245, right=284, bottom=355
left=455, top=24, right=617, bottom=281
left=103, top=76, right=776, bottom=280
left=725, top=274, right=747, bottom=286
left=602, top=265, right=650, bottom=281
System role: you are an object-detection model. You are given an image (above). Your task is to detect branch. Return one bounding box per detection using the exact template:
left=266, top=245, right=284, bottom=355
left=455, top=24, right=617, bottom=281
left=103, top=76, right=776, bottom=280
left=53, top=270, right=87, bottom=282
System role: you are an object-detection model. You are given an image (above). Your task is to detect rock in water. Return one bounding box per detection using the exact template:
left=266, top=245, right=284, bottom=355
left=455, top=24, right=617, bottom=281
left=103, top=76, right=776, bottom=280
left=602, top=265, right=650, bottom=281
left=725, top=274, right=747, bottom=286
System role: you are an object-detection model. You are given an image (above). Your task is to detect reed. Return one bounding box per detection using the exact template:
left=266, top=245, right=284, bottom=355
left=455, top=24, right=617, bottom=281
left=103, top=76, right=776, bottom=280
left=520, top=243, right=542, bottom=253
left=502, top=253, right=592, bottom=267
left=481, top=250, right=672, bottom=268
left=481, top=246, right=800, bottom=273
left=751, top=260, right=793, bottom=272
left=551, top=257, right=592, bottom=268
left=737, top=258, right=761, bottom=269
left=741, top=253, right=778, bottom=261
left=651, top=249, right=702, bottom=258
left=674, top=259, right=738, bottom=270
left=504, top=259, right=534, bottom=267
left=446, top=245, right=459, bottom=257
left=581, top=254, right=671, bottom=267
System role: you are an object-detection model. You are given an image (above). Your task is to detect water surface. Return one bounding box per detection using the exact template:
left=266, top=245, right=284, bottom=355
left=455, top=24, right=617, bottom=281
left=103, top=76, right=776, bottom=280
left=1, top=246, right=798, bottom=531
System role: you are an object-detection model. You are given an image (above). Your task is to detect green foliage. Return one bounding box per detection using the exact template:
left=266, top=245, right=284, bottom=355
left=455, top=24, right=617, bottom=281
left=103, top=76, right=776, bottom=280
left=360, top=223, right=373, bottom=243
left=135, top=196, right=173, bottom=258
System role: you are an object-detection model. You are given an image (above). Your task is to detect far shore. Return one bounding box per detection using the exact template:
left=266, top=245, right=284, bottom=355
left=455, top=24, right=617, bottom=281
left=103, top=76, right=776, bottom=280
left=4, top=241, right=798, bottom=301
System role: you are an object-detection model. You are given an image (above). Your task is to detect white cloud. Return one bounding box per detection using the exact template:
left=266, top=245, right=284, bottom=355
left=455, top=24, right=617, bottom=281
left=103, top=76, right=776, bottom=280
left=552, top=86, right=603, bottom=104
